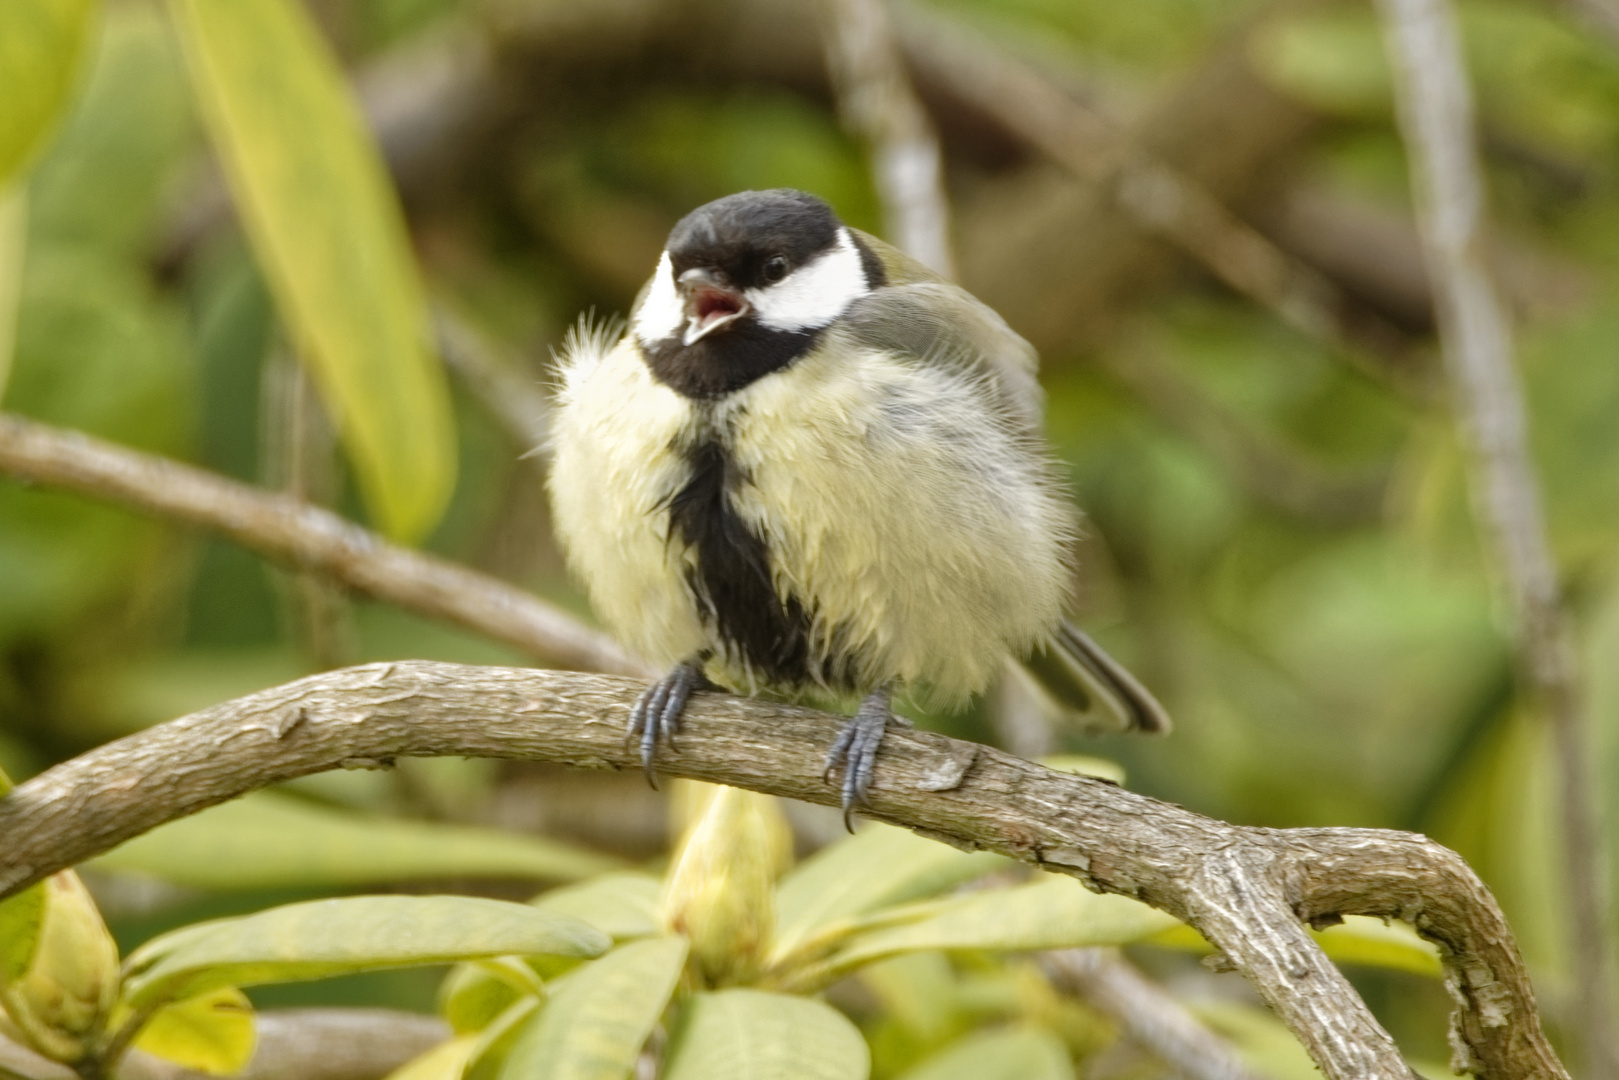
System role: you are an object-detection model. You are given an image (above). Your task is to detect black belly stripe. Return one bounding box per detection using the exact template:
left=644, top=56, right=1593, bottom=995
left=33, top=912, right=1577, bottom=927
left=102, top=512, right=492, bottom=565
left=664, top=438, right=830, bottom=687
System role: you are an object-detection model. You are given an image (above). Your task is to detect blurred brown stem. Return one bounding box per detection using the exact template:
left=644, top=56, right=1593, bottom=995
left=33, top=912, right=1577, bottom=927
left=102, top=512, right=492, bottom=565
left=0, top=412, right=647, bottom=679
left=1376, top=0, right=1619, bottom=1074
left=821, top=0, right=954, bottom=276
left=262, top=348, right=357, bottom=671
left=0, top=1009, right=447, bottom=1080
left=0, top=661, right=1565, bottom=1079
left=1041, top=949, right=1266, bottom=1080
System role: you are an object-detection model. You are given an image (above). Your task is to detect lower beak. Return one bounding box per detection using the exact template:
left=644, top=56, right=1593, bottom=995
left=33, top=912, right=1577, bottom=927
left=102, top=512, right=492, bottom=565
left=679, top=271, right=750, bottom=346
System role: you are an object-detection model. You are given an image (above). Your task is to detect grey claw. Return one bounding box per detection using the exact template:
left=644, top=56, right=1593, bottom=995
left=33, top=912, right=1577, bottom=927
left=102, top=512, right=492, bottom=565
left=627, top=661, right=709, bottom=788
left=824, top=687, right=894, bottom=828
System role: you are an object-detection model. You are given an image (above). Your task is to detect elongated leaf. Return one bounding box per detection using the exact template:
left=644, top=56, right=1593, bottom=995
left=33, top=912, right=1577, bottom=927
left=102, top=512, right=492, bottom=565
left=0, top=184, right=24, bottom=402
left=818, top=878, right=1177, bottom=980
left=122, top=896, right=609, bottom=1010
left=0, top=0, right=98, bottom=183
left=131, top=987, right=256, bottom=1076
left=386, top=1035, right=479, bottom=1080
left=92, top=791, right=623, bottom=889
left=498, top=937, right=687, bottom=1080
left=894, top=1027, right=1072, bottom=1080
left=464, top=997, right=540, bottom=1080
left=663, top=989, right=868, bottom=1080
left=1148, top=914, right=1442, bottom=977
left=167, top=0, right=455, bottom=540
left=1313, top=915, right=1442, bottom=976
left=773, top=825, right=1007, bottom=962
left=532, top=873, right=663, bottom=940
left=0, top=882, right=46, bottom=981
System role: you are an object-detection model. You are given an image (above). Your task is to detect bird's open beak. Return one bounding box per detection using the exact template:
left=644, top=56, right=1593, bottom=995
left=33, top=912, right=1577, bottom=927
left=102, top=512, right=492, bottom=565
left=678, top=268, right=750, bottom=346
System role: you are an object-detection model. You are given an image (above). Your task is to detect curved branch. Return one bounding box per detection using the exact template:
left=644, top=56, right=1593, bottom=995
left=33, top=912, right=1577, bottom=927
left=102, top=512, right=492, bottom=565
left=0, top=412, right=647, bottom=679
left=0, top=662, right=1564, bottom=1080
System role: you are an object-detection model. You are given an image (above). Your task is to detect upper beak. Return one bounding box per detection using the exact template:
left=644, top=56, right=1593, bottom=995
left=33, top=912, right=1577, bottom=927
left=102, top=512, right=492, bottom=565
left=678, top=267, right=750, bottom=346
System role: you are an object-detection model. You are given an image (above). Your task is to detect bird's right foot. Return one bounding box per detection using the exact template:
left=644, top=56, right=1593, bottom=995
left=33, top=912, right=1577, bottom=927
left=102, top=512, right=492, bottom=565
left=627, top=659, right=712, bottom=787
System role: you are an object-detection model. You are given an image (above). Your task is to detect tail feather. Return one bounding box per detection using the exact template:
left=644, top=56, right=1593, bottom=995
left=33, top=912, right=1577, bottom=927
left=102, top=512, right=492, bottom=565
left=1020, top=620, right=1172, bottom=735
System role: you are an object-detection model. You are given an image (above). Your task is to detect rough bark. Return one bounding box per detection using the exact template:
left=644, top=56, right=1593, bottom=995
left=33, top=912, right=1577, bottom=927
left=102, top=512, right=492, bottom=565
left=0, top=663, right=1567, bottom=1080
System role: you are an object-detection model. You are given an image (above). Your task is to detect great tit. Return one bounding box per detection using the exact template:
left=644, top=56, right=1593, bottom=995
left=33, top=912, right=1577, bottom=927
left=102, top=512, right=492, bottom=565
left=549, top=188, right=1169, bottom=814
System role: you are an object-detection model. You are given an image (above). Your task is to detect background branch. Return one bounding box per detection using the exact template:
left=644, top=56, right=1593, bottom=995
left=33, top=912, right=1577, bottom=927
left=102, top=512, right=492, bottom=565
left=0, top=412, right=648, bottom=680
left=1376, top=0, right=1619, bottom=1073
left=0, top=1009, right=447, bottom=1080
left=821, top=0, right=954, bottom=276
left=0, top=662, right=1565, bottom=1080
left=1041, top=949, right=1266, bottom=1080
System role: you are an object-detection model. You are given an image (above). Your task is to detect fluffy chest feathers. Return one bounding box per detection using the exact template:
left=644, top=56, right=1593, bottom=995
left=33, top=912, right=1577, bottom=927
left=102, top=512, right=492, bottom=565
left=548, top=325, right=1075, bottom=705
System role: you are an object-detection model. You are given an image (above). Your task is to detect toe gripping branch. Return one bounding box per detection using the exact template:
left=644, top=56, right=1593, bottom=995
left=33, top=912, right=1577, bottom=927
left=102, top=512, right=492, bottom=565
left=824, top=685, right=899, bottom=829
left=627, top=658, right=714, bottom=787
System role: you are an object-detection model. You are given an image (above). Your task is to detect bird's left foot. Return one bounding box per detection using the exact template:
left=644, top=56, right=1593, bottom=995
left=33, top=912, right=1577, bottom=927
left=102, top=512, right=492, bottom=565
left=628, top=659, right=713, bottom=787
left=823, top=686, right=905, bottom=827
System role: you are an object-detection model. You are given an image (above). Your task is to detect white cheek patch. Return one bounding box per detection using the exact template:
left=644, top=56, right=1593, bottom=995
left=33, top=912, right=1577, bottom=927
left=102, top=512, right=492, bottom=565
left=748, top=228, right=871, bottom=333
left=633, top=251, right=683, bottom=343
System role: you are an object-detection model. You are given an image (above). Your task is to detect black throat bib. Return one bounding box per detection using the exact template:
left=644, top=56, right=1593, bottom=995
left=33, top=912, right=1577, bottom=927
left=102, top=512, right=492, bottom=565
left=640, top=321, right=822, bottom=400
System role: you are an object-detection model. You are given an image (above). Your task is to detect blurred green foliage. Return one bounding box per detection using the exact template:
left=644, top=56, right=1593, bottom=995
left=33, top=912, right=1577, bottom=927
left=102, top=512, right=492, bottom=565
left=3, top=0, right=1619, bottom=1074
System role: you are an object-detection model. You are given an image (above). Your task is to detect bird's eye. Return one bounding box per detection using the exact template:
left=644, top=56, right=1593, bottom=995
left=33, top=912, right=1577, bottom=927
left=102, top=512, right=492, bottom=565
left=761, top=255, right=790, bottom=284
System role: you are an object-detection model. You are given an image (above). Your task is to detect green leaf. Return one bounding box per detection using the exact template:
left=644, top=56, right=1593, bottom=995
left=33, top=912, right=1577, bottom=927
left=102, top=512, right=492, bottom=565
left=498, top=936, right=688, bottom=1080
left=773, top=825, right=1007, bottom=963
left=1147, top=915, right=1443, bottom=978
left=92, top=791, right=624, bottom=890
left=663, top=989, right=869, bottom=1080
left=438, top=958, right=542, bottom=1035
left=531, top=873, right=663, bottom=941
left=167, top=0, right=455, bottom=540
left=894, top=1027, right=1072, bottom=1080
left=130, top=987, right=256, bottom=1076
left=121, top=896, right=609, bottom=1010
left=385, top=1035, right=479, bottom=1080
left=817, top=878, right=1177, bottom=981
left=0, top=0, right=99, bottom=184
left=1189, top=1000, right=1320, bottom=1080
left=0, top=183, right=24, bottom=403
left=464, top=997, right=540, bottom=1080
left=1313, top=916, right=1442, bottom=977
left=0, top=882, right=46, bottom=982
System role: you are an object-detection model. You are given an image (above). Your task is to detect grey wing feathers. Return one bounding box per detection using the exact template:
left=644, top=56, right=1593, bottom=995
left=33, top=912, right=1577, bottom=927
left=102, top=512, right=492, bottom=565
left=844, top=230, right=1044, bottom=431
left=1021, top=620, right=1172, bottom=735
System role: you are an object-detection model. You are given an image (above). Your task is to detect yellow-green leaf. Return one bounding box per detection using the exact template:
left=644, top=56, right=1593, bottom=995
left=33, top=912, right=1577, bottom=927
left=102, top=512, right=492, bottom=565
left=498, top=937, right=687, bottom=1080
left=0, top=183, right=25, bottom=402
left=663, top=989, right=869, bottom=1080
left=532, top=873, right=663, bottom=941
left=122, top=896, right=609, bottom=1011
left=92, top=791, right=623, bottom=890
left=0, top=882, right=46, bottom=982
left=1147, top=914, right=1442, bottom=978
left=167, top=0, right=455, bottom=539
left=816, top=878, right=1178, bottom=982
left=773, top=825, right=1007, bottom=964
left=385, top=1035, right=480, bottom=1080
left=894, top=1027, right=1072, bottom=1080
left=0, top=0, right=99, bottom=184
left=131, top=987, right=256, bottom=1077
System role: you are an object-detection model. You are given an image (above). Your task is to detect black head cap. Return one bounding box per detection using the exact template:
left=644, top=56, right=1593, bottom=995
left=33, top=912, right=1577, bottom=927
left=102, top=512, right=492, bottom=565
left=666, top=189, right=841, bottom=289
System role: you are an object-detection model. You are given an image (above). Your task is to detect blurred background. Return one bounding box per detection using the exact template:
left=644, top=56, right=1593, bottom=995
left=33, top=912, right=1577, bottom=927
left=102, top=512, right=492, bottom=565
left=3, top=0, right=1619, bottom=1073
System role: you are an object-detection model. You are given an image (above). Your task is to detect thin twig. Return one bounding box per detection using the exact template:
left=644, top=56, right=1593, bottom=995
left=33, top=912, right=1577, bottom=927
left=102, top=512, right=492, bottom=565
left=890, top=0, right=1414, bottom=372
left=0, top=413, right=648, bottom=679
left=1375, top=0, right=1619, bottom=1075
left=0, top=662, right=1564, bottom=1079
left=433, top=307, right=552, bottom=453
left=820, top=0, right=955, bottom=276
left=262, top=348, right=357, bottom=671
left=0, top=1010, right=447, bottom=1080
left=1041, top=949, right=1265, bottom=1080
